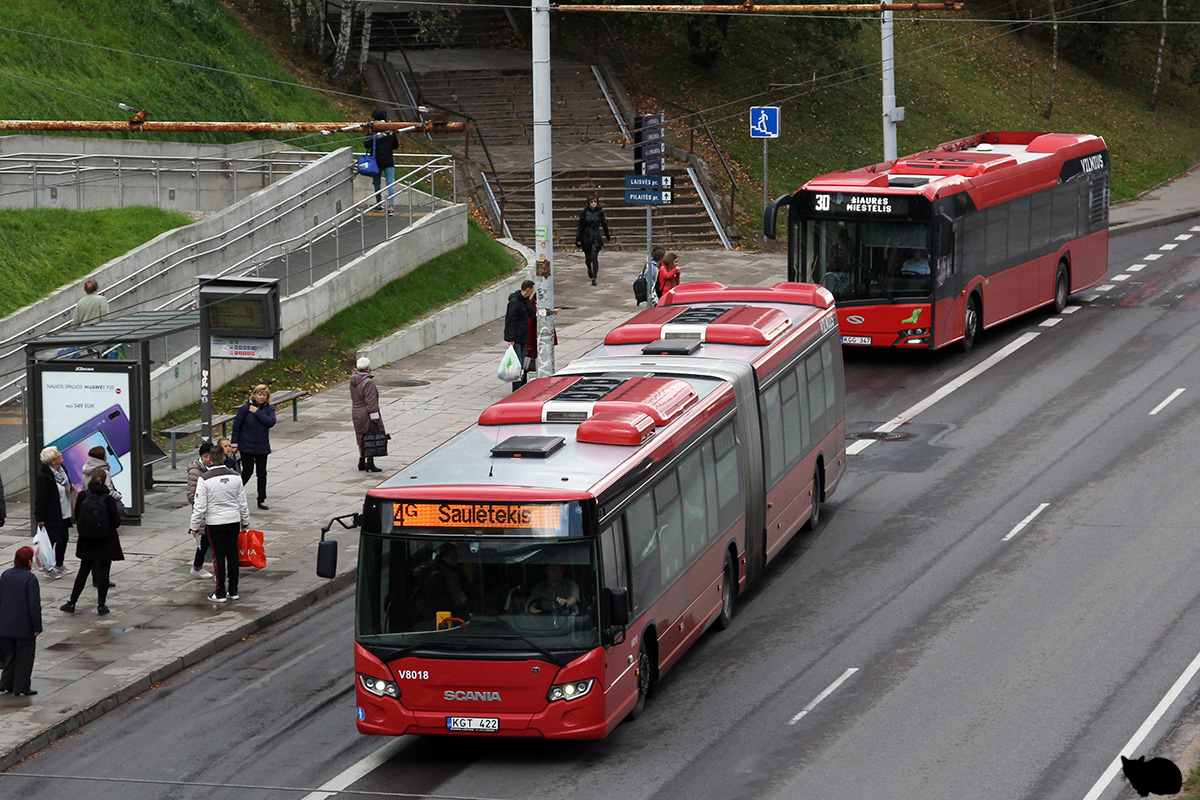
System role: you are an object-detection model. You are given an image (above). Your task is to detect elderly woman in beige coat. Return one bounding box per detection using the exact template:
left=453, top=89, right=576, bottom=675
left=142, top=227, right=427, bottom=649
left=350, top=357, right=384, bottom=472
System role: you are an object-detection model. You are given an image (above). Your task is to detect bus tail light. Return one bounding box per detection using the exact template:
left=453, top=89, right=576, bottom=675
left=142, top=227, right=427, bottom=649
left=547, top=678, right=595, bottom=702
left=359, top=673, right=400, bottom=699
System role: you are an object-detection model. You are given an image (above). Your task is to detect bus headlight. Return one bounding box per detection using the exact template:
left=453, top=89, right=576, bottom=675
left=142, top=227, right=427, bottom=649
left=358, top=673, right=399, bottom=698
left=547, top=678, right=595, bottom=702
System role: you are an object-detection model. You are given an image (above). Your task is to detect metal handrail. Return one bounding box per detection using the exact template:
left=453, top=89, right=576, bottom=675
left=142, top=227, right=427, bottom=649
left=0, top=152, right=455, bottom=405
left=687, top=166, right=731, bottom=250
left=601, top=18, right=738, bottom=228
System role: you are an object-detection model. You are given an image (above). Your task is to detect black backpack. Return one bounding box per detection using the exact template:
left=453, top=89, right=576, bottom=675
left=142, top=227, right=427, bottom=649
left=77, top=489, right=110, bottom=541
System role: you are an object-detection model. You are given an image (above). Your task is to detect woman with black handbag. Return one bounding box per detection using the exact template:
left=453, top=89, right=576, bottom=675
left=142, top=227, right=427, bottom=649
left=351, top=357, right=386, bottom=472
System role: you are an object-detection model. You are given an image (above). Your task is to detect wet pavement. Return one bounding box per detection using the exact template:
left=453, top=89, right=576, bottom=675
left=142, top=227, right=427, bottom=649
left=0, top=169, right=1194, bottom=768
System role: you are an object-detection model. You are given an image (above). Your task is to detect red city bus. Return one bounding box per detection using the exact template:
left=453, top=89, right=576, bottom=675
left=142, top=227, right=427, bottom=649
left=764, top=131, right=1111, bottom=350
left=321, top=282, right=847, bottom=739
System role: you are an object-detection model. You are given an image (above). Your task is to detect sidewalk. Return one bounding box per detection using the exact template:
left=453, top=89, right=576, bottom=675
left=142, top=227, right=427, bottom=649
left=0, top=161, right=1196, bottom=768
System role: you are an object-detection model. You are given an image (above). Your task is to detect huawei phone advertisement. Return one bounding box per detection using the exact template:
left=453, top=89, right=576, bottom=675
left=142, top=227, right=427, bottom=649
left=39, top=366, right=133, bottom=500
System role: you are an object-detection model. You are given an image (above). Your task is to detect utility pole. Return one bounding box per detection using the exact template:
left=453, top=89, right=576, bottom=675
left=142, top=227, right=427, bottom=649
left=532, top=0, right=556, bottom=376
left=881, top=8, right=903, bottom=162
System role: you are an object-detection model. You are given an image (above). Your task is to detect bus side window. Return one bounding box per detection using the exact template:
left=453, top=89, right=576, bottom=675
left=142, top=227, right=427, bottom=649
left=713, top=422, right=742, bottom=534
left=678, top=447, right=708, bottom=562
left=654, top=472, right=684, bottom=585
left=625, top=493, right=660, bottom=615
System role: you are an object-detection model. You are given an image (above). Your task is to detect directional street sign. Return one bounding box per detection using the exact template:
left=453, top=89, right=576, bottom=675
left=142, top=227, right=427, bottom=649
left=635, top=112, right=666, bottom=176
left=625, top=189, right=673, bottom=205
left=625, top=175, right=673, bottom=190
left=640, top=141, right=665, bottom=159
left=750, top=106, right=780, bottom=139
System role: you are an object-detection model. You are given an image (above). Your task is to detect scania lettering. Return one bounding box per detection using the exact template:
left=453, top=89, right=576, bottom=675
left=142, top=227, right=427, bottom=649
left=764, top=131, right=1110, bottom=350
left=324, top=283, right=847, bottom=739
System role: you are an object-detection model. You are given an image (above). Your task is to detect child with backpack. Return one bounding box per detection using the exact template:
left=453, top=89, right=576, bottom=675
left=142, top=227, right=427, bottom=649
left=60, top=469, right=123, bottom=616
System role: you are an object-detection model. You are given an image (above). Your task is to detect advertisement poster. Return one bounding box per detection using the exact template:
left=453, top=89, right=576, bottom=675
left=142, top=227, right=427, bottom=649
left=39, top=366, right=133, bottom=501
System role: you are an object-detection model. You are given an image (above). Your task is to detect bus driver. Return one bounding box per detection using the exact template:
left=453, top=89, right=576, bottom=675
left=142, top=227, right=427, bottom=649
left=526, top=564, right=579, bottom=614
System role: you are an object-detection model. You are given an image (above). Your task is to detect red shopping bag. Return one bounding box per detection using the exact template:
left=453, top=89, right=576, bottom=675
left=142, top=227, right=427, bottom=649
left=238, top=528, right=267, bottom=569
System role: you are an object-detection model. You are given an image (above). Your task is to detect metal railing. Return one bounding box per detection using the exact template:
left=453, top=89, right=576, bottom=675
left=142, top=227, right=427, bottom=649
left=0, top=150, right=320, bottom=211
left=0, top=151, right=456, bottom=406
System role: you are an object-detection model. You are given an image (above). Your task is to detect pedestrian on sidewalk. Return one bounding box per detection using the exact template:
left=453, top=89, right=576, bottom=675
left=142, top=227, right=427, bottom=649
left=217, top=436, right=240, bottom=473
left=189, top=456, right=250, bottom=603
left=657, top=252, right=682, bottom=299
left=34, top=447, right=74, bottom=578
left=351, top=357, right=385, bottom=473
left=232, top=384, right=275, bottom=511
left=0, top=546, right=41, bottom=698
left=61, top=469, right=123, bottom=617
left=81, top=446, right=122, bottom=507
left=575, top=195, right=611, bottom=286
left=366, top=108, right=399, bottom=216
left=642, top=247, right=666, bottom=307
left=185, top=441, right=219, bottom=579
left=504, top=280, right=536, bottom=392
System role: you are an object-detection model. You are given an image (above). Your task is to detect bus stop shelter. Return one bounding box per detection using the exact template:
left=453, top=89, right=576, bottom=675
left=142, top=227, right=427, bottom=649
left=24, top=309, right=200, bottom=522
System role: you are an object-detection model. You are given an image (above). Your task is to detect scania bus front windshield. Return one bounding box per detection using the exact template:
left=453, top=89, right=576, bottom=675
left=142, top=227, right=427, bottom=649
left=798, top=216, right=932, bottom=303
left=356, top=534, right=600, bottom=656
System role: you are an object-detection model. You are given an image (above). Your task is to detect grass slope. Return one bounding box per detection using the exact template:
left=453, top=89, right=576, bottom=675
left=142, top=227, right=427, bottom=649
left=0, top=207, right=193, bottom=316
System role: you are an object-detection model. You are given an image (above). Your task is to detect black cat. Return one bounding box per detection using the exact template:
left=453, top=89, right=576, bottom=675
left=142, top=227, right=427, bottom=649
left=1122, top=754, right=1183, bottom=797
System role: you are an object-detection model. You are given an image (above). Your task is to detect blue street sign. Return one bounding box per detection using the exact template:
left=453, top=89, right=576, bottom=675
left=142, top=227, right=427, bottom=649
left=640, top=142, right=665, bottom=159
left=750, top=106, right=780, bottom=139
left=640, top=158, right=664, bottom=175
left=625, top=175, right=673, bottom=190
left=625, top=189, right=673, bottom=205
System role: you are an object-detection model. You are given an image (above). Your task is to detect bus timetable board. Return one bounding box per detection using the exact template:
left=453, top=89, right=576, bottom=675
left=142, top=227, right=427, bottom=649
left=766, top=131, right=1110, bottom=351
left=346, top=282, right=847, bottom=740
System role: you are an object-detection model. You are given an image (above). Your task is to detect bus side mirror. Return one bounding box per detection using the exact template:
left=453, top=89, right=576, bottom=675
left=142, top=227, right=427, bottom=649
left=606, top=587, right=630, bottom=627
left=763, top=194, right=793, bottom=241
left=316, top=538, right=338, bottom=579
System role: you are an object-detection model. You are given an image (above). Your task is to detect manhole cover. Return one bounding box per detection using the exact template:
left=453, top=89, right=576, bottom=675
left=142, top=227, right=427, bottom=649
left=378, top=378, right=430, bottom=388
left=848, top=431, right=912, bottom=441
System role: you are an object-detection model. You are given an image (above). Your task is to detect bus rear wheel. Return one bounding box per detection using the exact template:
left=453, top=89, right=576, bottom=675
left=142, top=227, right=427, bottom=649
left=1052, top=263, right=1070, bottom=314
left=804, top=468, right=823, bottom=531
left=627, top=640, right=653, bottom=720
left=960, top=295, right=980, bottom=353
left=716, top=554, right=735, bottom=630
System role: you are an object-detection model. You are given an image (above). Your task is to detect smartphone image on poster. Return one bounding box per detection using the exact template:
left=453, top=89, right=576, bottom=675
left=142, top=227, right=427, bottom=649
left=46, top=404, right=132, bottom=460
left=59, top=430, right=123, bottom=489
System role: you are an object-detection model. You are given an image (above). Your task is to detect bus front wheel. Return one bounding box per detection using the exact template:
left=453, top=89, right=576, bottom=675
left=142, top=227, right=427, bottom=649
left=804, top=467, right=823, bottom=531
left=960, top=295, right=980, bottom=353
left=716, top=554, right=736, bottom=630
left=627, top=640, right=654, bottom=720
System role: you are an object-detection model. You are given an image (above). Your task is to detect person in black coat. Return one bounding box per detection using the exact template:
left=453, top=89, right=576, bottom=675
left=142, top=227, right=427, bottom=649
left=575, top=195, right=611, bottom=286
left=503, top=280, right=536, bottom=392
left=231, top=384, right=276, bottom=510
left=366, top=108, right=399, bottom=216
left=61, top=470, right=123, bottom=616
left=34, top=447, right=74, bottom=576
left=0, top=546, right=43, bottom=696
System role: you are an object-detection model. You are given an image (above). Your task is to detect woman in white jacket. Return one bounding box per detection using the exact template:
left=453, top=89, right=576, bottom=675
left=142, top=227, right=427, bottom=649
left=188, top=462, right=249, bottom=603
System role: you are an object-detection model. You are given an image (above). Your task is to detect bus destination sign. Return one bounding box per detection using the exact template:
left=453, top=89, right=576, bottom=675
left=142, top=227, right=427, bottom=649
left=394, top=502, right=563, bottom=530
left=807, top=192, right=909, bottom=217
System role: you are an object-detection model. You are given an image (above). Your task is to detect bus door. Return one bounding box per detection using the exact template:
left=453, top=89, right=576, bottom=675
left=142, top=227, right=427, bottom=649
left=936, top=214, right=968, bottom=345
left=600, top=519, right=638, bottom=703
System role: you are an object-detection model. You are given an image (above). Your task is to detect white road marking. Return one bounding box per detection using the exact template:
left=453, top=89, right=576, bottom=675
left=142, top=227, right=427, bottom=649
left=1145, top=254, right=1163, bottom=260
left=1062, top=306, right=1081, bottom=314
left=301, top=738, right=408, bottom=800
left=1127, top=264, right=1146, bottom=272
left=1080, top=648, right=1200, bottom=800
left=848, top=333, right=1040, bottom=456
left=1094, top=285, right=1115, bottom=292
left=1149, top=388, right=1185, bottom=416
left=1160, top=243, right=1178, bottom=251
left=789, top=668, right=859, bottom=725
left=1111, top=274, right=1131, bottom=282
left=1040, top=318, right=1062, bottom=327
left=1002, top=503, right=1050, bottom=542
left=1175, top=234, right=1193, bottom=241
left=1191, top=226, right=1200, bottom=232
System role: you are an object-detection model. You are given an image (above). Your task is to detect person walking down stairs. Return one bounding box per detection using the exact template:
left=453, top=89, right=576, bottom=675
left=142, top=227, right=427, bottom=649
left=575, top=195, right=611, bottom=286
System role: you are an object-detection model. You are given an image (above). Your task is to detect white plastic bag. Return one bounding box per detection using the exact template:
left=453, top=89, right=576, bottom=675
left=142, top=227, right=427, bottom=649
left=497, top=345, right=523, bottom=382
left=32, top=528, right=54, bottom=571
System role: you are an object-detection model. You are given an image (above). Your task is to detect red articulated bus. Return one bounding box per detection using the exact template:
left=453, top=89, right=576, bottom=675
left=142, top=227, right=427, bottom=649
left=327, top=282, right=847, bottom=739
left=764, top=131, right=1111, bottom=350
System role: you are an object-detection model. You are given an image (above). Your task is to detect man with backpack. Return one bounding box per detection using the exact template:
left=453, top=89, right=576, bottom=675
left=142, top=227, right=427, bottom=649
left=60, top=469, right=123, bottom=616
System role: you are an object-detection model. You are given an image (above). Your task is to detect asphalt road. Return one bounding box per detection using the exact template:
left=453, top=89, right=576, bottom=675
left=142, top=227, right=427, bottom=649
left=7, top=219, right=1200, bottom=800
